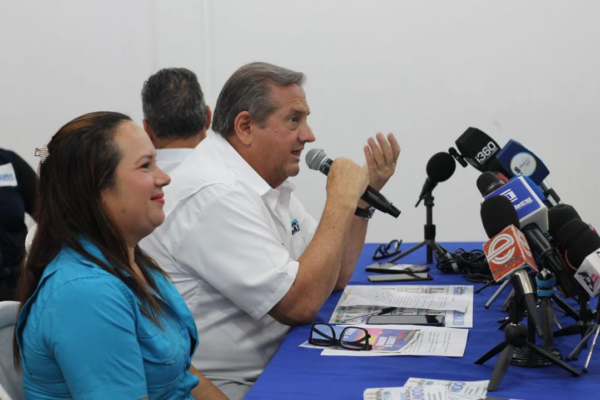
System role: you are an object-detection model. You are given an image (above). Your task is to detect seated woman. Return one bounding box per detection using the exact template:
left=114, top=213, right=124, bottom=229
left=13, top=112, right=227, bottom=400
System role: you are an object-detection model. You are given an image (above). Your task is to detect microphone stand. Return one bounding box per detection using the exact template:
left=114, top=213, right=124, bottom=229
left=582, top=299, right=600, bottom=373
left=554, top=291, right=597, bottom=360
left=388, top=192, right=454, bottom=265
left=537, top=269, right=560, bottom=353
left=475, top=296, right=580, bottom=391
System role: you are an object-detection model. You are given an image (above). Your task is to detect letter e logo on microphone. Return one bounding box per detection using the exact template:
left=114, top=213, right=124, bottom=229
left=483, top=225, right=538, bottom=281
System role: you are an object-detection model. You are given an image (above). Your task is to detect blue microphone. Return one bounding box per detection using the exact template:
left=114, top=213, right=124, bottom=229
left=496, top=140, right=549, bottom=185
left=482, top=176, right=549, bottom=233
left=495, top=139, right=561, bottom=205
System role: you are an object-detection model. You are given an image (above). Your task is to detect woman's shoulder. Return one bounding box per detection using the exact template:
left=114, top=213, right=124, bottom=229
left=39, top=247, right=136, bottom=308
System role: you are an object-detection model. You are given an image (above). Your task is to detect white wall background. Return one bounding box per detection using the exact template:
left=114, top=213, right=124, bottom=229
left=2, top=1, right=599, bottom=243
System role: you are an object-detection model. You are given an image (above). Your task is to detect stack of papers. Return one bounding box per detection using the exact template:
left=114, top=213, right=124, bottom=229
left=318, top=324, right=468, bottom=357
left=301, top=323, right=468, bottom=357
left=331, top=285, right=474, bottom=329
left=364, top=378, right=518, bottom=400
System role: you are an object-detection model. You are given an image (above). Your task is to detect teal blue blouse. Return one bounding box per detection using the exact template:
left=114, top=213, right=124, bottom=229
left=16, top=238, right=200, bottom=399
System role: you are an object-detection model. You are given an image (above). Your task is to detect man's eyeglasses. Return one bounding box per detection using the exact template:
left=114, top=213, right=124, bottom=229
left=373, top=239, right=403, bottom=260
left=309, top=323, right=372, bottom=351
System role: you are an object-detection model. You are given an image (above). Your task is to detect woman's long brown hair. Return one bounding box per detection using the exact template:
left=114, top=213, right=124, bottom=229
left=14, top=112, right=167, bottom=369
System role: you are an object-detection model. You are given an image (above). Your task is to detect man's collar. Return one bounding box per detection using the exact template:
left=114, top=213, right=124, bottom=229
left=155, top=148, right=194, bottom=163
left=210, top=132, right=286, bottom=197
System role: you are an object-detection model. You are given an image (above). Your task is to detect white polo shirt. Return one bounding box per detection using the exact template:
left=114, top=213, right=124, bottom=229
left=155, top=148, right=193, bottom=175
left=140, top=132, right=318, bottom=400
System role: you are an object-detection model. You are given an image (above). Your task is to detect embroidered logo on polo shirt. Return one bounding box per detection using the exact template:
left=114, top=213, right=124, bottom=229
left=291, top=218, right=300, bottom=235
left=0, top=163, right=18, bottom=187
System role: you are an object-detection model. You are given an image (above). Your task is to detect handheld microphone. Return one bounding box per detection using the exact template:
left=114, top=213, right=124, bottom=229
left=305, top=148, right=401, bottom=218
left=554, top=220, right=600, bottom=297
left=477, top=173, right=580, bottom=297
left=455, top=127, right=501, bottom=172
left=415, top=152, right=456, bottom=207
left=481, top=196, right=541, bottom=335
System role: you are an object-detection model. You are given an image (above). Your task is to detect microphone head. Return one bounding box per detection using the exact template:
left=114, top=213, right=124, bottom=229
left=488, top=157, right=510, bottom=176
left=481, top=195, right=520, bottom=238
left=555, top=219, right=591, bottom=251
left=548, top=204, right=581, bottom=240
left=305, top=148, right=328, bottom=171
left=426, top=152, right=456, bottom=183
left=476, top=171, right=505, bottom=196
left=565, top=228, right=600, bottom=267
left=455, top=127, right=501, bottom=172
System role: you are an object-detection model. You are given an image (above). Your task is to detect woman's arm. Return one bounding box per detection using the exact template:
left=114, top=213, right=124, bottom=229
left=189, top=365, right=229, bottom=400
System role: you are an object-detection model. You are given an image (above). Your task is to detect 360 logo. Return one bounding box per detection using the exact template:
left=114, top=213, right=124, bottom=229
left=474, top=141, right=498, bottom=164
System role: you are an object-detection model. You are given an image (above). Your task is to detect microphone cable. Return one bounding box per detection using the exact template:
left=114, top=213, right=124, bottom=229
left=434, top=247, right=493, bottom=283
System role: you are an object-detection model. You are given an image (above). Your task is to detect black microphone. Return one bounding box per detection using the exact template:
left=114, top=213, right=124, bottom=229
left=476, top=171, right=505, bottom=197
left=305, top=149, right=401, bottom=218
left=415, top=152, right=456, bottom=207
left=555, top=221, right=600, bottom=298
left=548, top=204, right=581, bottom=241
left=555, top=219, right=599, bottom=267
left=480, top=196, right=542, bottom=336
left=455, top=127, right=501, bottom=172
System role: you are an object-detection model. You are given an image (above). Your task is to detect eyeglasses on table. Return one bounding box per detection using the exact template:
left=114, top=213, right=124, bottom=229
left=373, top=239, right=403, bottom=260
left=309, top=323, right=372, bottom=351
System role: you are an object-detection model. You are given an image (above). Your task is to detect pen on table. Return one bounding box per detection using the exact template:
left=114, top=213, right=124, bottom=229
left=341, top=307, right=396, bottom=323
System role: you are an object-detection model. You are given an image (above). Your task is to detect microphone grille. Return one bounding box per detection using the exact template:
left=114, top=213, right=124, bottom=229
left=426, top=152, right=456, bottom=182
left=565, top=228, right=600, bottom=267
left=481, top=195, right=520, bottom=238
left=305, top=148, right=328, bottom=170
left=476, top=172, right=504, bottom=196
left=548, top=204, right=581, bottom=239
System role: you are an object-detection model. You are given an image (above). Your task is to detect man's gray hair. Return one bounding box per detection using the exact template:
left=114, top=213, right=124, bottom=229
left=212, top=62, right=305, bottom=137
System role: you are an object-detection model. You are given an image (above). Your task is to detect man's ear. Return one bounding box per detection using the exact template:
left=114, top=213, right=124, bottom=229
left=233, top=111, right=254, bottom=146
left=142, top=119, right=159, bottom=147
left=204, top=106, right=212, bottom=131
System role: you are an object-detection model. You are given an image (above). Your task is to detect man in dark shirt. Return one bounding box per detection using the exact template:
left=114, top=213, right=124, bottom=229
left=0, top=148, right=37, bottom=300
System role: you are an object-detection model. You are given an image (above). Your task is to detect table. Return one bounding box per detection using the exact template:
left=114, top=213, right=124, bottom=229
left=245, top=242, right=600, bottom=400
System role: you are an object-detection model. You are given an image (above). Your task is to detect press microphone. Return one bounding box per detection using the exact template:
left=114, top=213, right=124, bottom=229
left=495, top=139, right=560, bottom=205
left=548, top=204, right=581, bottom=241
left=479, top=174, right=549, bottom=233
left=480, top=196, right=542, bottom=335
left=477, top=173, right=580, bottom=297
left=305, top=148, right=401, bottom=218
left=415, top=152, right=456, bottom=207
left=496, top=139, right=549, bottom=185
left=455, top=127, right=501, bottom=172
left=556, top=219, right=594, bottom=262
left=554, top=220, right=600, bottom=297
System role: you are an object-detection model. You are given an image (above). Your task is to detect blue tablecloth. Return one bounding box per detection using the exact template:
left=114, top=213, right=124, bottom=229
left=246, top=242, right=600, bottom=400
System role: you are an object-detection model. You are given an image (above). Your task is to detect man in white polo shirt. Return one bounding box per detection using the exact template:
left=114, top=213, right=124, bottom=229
left=141, top=67, right=212, bottom=173
left=141, top=62, right=400, bottom=400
